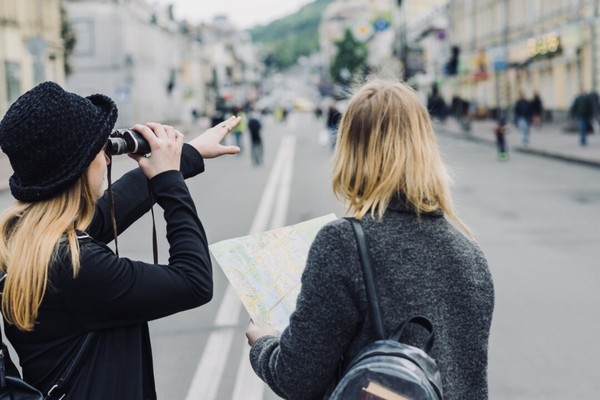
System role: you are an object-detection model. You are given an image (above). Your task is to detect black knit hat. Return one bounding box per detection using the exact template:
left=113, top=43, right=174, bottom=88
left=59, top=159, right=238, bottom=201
left=0, top=81, right=118, bottom=202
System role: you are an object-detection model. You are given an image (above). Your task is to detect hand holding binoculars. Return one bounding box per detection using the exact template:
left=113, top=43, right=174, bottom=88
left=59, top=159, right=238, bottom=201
left=105, top=129, right=151, bottom=156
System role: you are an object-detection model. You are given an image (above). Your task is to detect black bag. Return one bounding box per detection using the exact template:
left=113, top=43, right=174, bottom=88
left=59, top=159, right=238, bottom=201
left=329, top=218, right=443, bottom=400
left=0, top=344, right=44, bottom=399
left=0, top=273, right=94, bottom=400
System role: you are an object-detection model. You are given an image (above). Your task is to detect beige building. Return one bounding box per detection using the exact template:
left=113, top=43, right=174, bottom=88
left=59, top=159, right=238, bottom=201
left=0, top=0, right=65, bottom=116
left=447, top=0, right=600, bottom=116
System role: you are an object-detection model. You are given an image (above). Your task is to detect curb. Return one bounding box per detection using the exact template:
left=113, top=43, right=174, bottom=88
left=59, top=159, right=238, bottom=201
left=438, top=128, right=600, bottom=169
left=512, top=146, right=600, bottom=168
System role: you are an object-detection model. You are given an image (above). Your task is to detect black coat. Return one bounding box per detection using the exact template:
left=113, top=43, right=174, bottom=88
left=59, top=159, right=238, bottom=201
left=326, top=107, right=342, bottom=129
left=5, top=145, right=211, bottom=400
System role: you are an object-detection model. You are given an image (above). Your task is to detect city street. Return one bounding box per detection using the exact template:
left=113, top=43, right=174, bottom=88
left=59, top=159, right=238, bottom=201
left=2, top=1, right=600, bottom=399
left=0, top=111, right=598, bottom=399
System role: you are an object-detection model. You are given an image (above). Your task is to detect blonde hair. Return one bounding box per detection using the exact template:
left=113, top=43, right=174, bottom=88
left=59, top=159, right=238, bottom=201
left=332, top=79, right=472, bottom=237
left=0, top=174, right=97, bottom=331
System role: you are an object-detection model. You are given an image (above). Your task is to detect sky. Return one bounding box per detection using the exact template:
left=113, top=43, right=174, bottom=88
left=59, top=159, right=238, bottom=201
left=152, top=0, right=315, bottom=29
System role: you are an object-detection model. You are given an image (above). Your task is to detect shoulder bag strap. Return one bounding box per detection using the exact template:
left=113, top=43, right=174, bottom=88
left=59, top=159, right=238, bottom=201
left=0, top=272, right=95, bottom=400
left=45, top=331, right=95, bottom=400
left=345, top=218, right=386, bottom=340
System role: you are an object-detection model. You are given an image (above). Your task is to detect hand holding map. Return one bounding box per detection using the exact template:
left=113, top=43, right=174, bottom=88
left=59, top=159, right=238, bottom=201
left=209, top=214, right=337, bottom=331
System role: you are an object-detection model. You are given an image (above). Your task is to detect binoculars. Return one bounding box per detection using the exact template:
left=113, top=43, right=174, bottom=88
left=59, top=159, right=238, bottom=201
left=105, top=129, right=150, bottom=156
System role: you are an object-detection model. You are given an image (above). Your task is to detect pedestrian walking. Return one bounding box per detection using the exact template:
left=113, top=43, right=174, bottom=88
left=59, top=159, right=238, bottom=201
left=245, top=79, right=494, bottom=400
left=0, top=81, right=240, bottom=399
left=531, top=92, right=544, bottom=128
left=281, top=107, right=289, bottom=122
left=326, top=100, right=342, bottom=151
left=248, top=109, right=264, bottom=166
left=211, top=109, right=225, bottom=127
left=513, top=91, right=533, bottom=145
left=427, top=84, right=448, bottom=123
left=494, top=111, right=509, bottom=161
left=451, top=95, right=471, bottom=132
left=590, top=90, right=600, bottom=130
left=314, top=105, right=323, bottom=120
left=569, top=88, right=593, bottom=146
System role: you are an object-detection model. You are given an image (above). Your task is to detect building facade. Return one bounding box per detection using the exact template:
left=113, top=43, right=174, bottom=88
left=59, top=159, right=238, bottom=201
left=65, top=0, right=188, bottom=127
left=447, top=0, right=600, bottom=117
left=195, top=17, right=263, bottom=115
left=0, top=0, right=65, bottom=116
left=65, top=1, right=262, bottom=127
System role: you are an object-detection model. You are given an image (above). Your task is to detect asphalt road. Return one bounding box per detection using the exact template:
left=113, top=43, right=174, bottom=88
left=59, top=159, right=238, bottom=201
left=0, top=111, right=598, bottom=399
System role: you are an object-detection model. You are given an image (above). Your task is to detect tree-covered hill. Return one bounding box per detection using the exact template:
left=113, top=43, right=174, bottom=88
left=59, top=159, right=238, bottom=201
left=249, top=0, right=334, bottom=70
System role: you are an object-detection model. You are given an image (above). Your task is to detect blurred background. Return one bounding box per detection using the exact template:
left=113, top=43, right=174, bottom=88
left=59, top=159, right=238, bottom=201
left=1, top=0, right=600, bottom=127
left=1, top=1, right=599, bottom=399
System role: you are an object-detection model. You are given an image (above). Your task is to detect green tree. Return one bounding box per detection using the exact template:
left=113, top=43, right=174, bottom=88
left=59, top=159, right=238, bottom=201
left=330, top=29, right=368, bottom=84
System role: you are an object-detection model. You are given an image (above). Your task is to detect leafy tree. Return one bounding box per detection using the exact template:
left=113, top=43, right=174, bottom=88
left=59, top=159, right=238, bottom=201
left=329, top=29, right=368, bottom=84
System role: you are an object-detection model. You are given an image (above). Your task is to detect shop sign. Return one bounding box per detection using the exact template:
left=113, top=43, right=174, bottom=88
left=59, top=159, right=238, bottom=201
left=528, top=32, right=561, bottom=59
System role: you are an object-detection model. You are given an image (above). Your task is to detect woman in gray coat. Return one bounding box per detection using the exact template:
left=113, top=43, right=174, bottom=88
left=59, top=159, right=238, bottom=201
left=246, top=79, right=494, bottom=400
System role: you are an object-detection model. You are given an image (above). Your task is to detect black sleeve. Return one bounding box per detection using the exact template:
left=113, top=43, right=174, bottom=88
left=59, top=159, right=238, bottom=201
left=59, top=170, right=212, bottom=328
left=88, top=144, right=204, bottom=243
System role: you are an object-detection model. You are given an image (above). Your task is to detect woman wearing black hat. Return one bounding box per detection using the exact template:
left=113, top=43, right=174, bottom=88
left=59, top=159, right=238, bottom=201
left=0, top=81, right=240, bottom=399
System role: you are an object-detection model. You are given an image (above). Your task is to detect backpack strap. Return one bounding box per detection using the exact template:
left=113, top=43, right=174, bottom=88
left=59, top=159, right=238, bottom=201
left=345, top=219, right=437, bottom=352
left=345, top=218, right=386, bottom=340
left=389, top=315, right=435, bottom=353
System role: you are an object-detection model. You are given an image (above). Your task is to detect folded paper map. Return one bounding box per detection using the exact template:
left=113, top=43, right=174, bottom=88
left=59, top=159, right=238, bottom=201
left=209, top=214, right=337, bottom=331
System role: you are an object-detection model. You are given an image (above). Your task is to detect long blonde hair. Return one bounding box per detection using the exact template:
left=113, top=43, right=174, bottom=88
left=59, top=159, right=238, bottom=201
left=332, top=79, right=472, bottom=237
left=0, top=174, right=97, bottom=331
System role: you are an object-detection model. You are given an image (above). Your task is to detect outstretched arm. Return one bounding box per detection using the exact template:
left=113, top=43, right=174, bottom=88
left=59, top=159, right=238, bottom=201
left=88, top=117, right=241, bottom=242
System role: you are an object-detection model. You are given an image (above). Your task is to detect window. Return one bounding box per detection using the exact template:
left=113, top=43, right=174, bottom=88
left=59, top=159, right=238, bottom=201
left=72, top=19, right=95, bottom=56
left=5, top=61, right=21, bottom=105
left=527, top=0, right=541, bottom=22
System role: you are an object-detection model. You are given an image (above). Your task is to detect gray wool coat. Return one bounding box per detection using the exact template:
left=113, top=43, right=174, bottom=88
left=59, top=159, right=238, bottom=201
left=249, top=197, right=494, bottom=400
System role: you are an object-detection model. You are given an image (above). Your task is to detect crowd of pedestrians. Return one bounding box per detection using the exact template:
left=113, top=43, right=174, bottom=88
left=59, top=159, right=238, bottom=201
left=419, top=86, right=599, bottom=165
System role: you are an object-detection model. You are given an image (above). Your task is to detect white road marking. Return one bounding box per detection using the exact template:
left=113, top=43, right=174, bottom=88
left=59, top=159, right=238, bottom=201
left=186, top=133, right=296, bottom=400
left=231, top=345, right=265, bottom=400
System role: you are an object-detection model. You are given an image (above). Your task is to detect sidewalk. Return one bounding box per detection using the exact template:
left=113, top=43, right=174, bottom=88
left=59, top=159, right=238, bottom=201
left=436, top=117, right=600, bottom=168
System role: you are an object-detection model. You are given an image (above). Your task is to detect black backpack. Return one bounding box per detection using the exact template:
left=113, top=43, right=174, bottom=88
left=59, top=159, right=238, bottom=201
left=329, top=219, right=443, bottom=400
